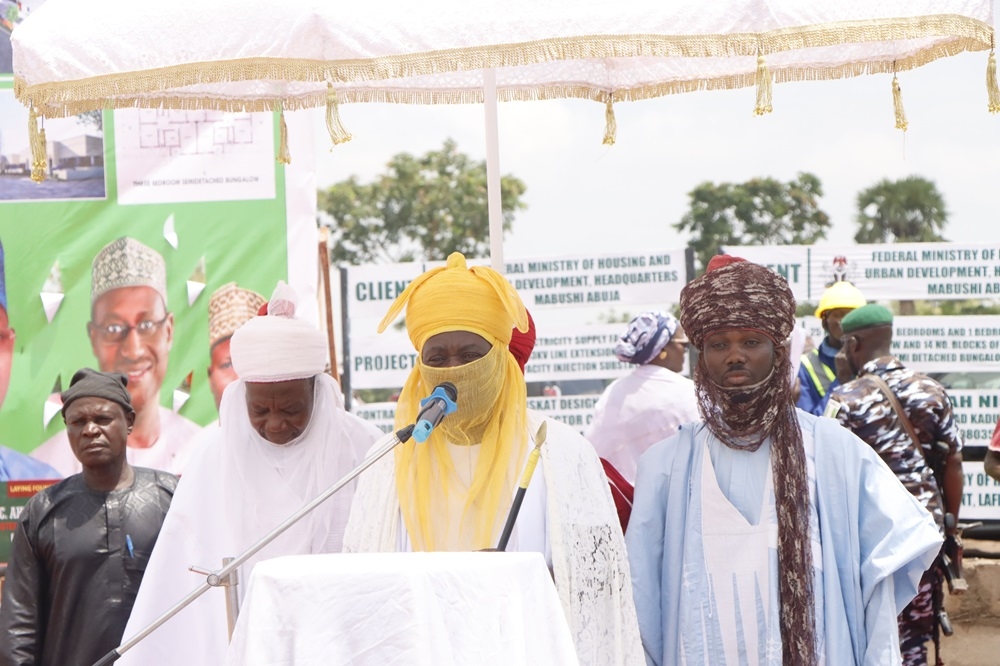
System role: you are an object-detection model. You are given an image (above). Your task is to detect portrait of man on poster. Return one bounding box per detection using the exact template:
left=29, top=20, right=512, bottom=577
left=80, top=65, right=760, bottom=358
left=32, top=236, right=200, bottom=476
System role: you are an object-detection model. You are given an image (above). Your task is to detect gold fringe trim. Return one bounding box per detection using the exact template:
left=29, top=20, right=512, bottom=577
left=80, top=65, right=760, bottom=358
left=325, top=84, right=353, bottom=147
left=276, top=108, right=291, bottom=164
left=28, top=108, right=47, bottom=183
left=988, top=48, right=1000, bottom=114
left=754, top=54, right=773, bottom=115
left=602, top=97, right=616, bottom=145
left=892, top=74, right=908, bottom=132
left=14, top=15, right=993, bottom=117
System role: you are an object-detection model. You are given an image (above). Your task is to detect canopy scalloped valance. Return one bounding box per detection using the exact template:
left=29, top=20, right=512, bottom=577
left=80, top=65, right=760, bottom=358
left=10, top=0, right=998, bottom=183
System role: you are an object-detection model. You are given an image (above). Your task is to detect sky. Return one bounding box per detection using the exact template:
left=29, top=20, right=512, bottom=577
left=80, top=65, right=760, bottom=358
left=311, top=30, right=1000, bottom=263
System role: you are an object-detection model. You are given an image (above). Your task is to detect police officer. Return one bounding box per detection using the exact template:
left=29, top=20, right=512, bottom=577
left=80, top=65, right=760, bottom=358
left=825, top=304, right=964, bottom=666
left=797, top=280, right=866, bottom=415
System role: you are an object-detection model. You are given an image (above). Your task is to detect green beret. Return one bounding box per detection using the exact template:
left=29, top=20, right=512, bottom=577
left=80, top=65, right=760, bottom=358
left=840, top=303, right=894, bottom=334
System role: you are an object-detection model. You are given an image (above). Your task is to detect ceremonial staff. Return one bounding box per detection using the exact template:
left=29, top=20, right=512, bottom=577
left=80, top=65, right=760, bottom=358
left=496, top=421, right=547, bottom=551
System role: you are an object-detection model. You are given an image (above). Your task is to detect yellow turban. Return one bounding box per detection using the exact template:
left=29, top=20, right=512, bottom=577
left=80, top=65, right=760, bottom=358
left=378, top=252, right=528, bottom=346
left=379, top=252, right=529, bottom=551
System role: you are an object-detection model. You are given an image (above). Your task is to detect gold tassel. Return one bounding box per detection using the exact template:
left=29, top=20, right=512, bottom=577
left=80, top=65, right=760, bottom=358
left=325, top=84, right=353, bottom=147
left=28, top=108, right=47, bottom=183
left=276, top=108, right=291, bottom=165
left=892, top=74, right=908, bottom=132
left=754, top=54, right=772, bottom=116
left=987, top=49, right=1000, bottom=114
left=602, top=96, right=616, bottom=146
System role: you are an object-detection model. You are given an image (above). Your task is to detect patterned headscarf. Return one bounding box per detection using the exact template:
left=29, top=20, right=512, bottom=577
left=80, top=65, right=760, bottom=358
left=680, top=254, right=816, bottom=666
left=614, top=311, right=679, bottom=365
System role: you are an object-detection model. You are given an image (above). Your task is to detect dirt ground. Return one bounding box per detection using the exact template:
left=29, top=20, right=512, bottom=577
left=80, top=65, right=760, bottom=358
left=928, top=625, right=1000, bottom=666
left=929, top=540, right=1000, bottom=666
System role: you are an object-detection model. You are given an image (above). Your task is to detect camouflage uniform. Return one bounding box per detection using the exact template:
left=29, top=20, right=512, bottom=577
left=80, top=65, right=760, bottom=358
left=826, top=355, right=961, bottom=666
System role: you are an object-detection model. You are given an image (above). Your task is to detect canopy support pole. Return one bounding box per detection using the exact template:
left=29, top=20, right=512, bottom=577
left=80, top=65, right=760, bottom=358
left=483, top=69, right=504, bottom=274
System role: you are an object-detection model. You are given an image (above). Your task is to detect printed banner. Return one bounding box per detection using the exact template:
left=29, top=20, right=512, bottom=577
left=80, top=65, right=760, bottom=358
left=0, top=77, right=318, bottom=514
left=949, top=390, right=1000, bottom=448
left=352, top=396, right=603, bottom=436
left=345, top=249, right=686, bottom=321
left=0, top=480, right=58, bottom=563
left=735, top=242, right=1000, bottom=302
left=799, top=316, right=1000, bottom=373
left=960, top=463, right=1000, bottom=521
left=350, top=324, right=637, bottom=390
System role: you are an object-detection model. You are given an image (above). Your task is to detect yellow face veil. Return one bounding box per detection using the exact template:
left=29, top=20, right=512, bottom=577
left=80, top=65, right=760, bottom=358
left=378, top=252, right=529, bottom=551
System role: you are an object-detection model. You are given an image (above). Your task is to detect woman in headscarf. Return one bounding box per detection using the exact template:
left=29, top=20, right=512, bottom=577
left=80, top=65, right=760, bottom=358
left=585, top=310, right=698, bottom=484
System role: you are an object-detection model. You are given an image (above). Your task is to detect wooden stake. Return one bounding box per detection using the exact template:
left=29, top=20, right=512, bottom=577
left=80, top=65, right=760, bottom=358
left=318, top=228, right=340, bottom=386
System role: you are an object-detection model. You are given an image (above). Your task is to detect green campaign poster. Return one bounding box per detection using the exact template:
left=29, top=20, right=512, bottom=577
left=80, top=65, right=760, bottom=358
left=0, top=480, right=56, bottom=564
left=0, top=75, right=312, bottom=553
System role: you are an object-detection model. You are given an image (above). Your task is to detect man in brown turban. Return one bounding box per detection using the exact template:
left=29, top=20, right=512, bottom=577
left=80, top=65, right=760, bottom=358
left=626, top=255, right=943, bottom=666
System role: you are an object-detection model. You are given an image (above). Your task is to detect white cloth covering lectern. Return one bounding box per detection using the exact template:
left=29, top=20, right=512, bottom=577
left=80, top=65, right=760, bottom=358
left=224, top=551, right=580, bottom=666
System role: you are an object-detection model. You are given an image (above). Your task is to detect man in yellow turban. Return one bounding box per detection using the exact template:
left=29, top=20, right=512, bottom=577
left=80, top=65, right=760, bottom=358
left=344, top=253, right=643, bottom=665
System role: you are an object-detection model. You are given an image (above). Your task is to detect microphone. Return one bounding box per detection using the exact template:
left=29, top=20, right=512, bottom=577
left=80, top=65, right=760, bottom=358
left=412, top=382, right=458, bottom=443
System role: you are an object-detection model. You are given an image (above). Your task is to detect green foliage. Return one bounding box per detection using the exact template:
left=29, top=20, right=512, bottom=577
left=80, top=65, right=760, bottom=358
left=854, top=176, right=948, bottom=244
left=913, top=299, right=1000, bottom=316
left=319, top=139, right=527, bottom=265
left=592, top=309, right=634, bottom=325
left=674, top=172, right=830, bottom=271
left=795, top=302, right=817, bottom=318
left=354, top=388, right=397, bottom=403
left=75, top=110, right=103, bottom=131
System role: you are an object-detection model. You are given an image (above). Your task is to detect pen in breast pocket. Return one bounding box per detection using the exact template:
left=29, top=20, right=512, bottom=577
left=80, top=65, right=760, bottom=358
left=126, top=534, right=134, bottom=558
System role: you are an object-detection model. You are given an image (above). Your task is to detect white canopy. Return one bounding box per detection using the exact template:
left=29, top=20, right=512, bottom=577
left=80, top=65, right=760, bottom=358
left=11, top=0, right=995, bottom=271
left=12, top=0, right=995, bottom=116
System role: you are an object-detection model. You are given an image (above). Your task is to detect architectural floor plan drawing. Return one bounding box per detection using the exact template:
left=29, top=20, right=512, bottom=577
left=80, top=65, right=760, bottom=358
left=135, top=109, right=255, bottom=157
left=114, top=108, right=276, bottom=205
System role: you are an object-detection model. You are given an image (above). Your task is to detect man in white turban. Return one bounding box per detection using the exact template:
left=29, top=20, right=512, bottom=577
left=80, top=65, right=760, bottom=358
left=32, top=236, right=200, bottom=476
left=117, top=282, right=383, bottom=666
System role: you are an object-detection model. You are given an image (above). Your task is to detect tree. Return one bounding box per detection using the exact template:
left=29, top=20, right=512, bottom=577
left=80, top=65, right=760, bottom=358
left=674, top=172, right=830, bottom=271
left=855, top=176, right=949, bottom=314
left=319, top=139, right=527, bottom=264
left=76, top=110, right=103, bottom=131
left=854, top=176, right=948, bottom=244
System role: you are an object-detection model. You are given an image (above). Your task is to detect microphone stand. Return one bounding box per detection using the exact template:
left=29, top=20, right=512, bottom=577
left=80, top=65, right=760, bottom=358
left=92, top=423, right=415, bottom=666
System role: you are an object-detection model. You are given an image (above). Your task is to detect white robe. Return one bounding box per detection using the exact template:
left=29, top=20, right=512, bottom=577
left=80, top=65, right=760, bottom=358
left=117, top=376, right=383, bottom=666
left=585, top=365, right=698, bottom=484
left=344, top=410, right=645, bottom=666
left=30, top=406, right=201, bottom=476
left=627, top=411, right=943, bottom=666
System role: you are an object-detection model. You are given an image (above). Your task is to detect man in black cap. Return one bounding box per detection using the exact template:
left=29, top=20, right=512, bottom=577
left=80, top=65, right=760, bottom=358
left=0, top=368, right=177, bottom=666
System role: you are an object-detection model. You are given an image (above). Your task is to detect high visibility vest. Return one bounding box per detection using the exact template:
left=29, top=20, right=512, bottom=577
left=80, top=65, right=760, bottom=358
left=801, top=349, right=836, bottom=398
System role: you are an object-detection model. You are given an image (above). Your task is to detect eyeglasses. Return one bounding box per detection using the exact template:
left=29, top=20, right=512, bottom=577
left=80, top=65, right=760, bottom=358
left=90, top=316, right=169, bottom=344
left=0, top=328, right=14, bottom=344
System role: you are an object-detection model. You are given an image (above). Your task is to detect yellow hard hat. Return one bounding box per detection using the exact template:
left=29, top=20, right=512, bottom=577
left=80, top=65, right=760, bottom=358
left=814, top=281, right=866, bottom=318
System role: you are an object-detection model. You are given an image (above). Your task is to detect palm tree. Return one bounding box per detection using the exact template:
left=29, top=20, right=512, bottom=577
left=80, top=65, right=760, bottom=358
left=854, top=176, right=948, bottom=244
left=855, top=176, right=948, bottom=314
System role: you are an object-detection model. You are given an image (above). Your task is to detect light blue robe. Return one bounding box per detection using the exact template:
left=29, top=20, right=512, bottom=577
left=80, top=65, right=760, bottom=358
left=626, top=411, right=942, bottom=666
left=0, top=445, right=61, bottom=481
